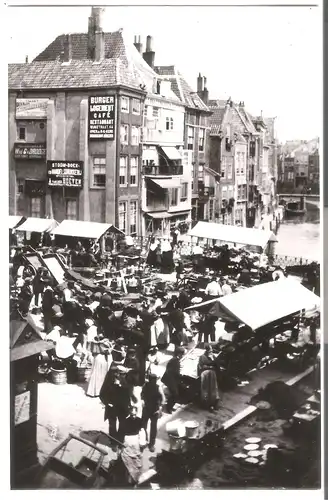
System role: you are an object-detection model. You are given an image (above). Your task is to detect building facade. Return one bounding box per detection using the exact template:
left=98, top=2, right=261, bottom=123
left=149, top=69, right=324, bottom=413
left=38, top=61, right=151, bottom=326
left=8, top=8, right=210, bottom=238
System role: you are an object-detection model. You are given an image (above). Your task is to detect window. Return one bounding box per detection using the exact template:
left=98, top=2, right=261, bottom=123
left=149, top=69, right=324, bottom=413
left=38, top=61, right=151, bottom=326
left=130, top=157, right=138, bottom=186
left=198, top=164, right=204, bottom=180
left=121, top=97, right=129, bottom=113
left=171, top=188, right=178, bottom=206
left=187, top=126, right=194, bottom=150
left=249, top=141, right=256, bottom=157
left=31, top=197, right=41, bottom=218
left=181, top=182, right=188, bottom=200
left=227, top=159, right=233, bottom=179
left=92, top=157, right=106, bottom=187
left=131, top=126, right=140, bottom=146
left=287, top=172, right=294, bottom=181
left=199, top=128, right=205, bottom=151
left=225, top=138, right=232, bottom=152
left=130, top=201, right=137, bottom=234
left=120, top=125, right=129, bottom=144
left=18, top=127, right=26, bottom=141
left=209, top=199, right=214, bottom=220
left=220, top=157, right=226, bottom=179
left=66, top=199, right=77, bottom=220
left=119, top=156, right=127, bottom=186
left=237, top=185, right=247, bottom=200
left=166, top=117, right=174, bottom=131
left=119, top=202, right=127, bottom=233
left=153, top=107, right=159, bottom=118
left=132, top=99, right=140, bottom=115
left=17, top=178, right=24, bottom=195
left=240, top=153, right=245, bottom=175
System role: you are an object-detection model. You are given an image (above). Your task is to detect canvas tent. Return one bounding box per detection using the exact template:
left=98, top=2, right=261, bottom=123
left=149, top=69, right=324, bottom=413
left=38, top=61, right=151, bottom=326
left=51, top=220, right=123, bottom=240
left=18, top=218, right=58, bottom=234
left=217, top=278, right=320, bottom=331
left=9, top=215, right=26, bottom=230
left=188, top=221, right=277, bottom=251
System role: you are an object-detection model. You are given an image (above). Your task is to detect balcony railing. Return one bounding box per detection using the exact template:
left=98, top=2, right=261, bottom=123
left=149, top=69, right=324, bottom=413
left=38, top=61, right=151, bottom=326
left=198, top=186, right=215, bottom=199
left=143, top=165, right=183, bottom=176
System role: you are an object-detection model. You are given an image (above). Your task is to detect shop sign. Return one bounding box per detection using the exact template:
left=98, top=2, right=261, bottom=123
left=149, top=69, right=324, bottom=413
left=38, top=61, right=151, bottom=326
left=47, top=161, right=83, bottom=188
left=88, top=95, right=115, bottom=140
left=14, top=391, right=30, bottom=426
left=14, top=143, right=46, bottom=159
left=16, top=98, right=49, bottom=119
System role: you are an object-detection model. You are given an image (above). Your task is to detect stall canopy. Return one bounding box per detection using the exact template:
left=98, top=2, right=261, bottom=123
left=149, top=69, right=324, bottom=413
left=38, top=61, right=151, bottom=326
left=147, top=211, right=190, bottom=219
left=9, top=215, right=26, bottom=229
left=188, top=221, right=277, bottom=250
left=18, top=218, right=58, bottom=234
left=218, top=278, right=320, bottom=331
left=160, top=146, right=182, bottom=161
left=150, top=178, right=179, bottom=189
left=51, top=220, right=123, bottom=240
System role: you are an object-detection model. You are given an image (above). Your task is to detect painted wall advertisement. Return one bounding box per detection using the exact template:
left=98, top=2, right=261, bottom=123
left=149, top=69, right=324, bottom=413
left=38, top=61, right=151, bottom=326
left=47, top=161, right=83, bottom=188
left=88, top=95, right=115, bottom=140
left=14, top=143, right=46, bottom=159
left=16, top=98, right=49, bottom=119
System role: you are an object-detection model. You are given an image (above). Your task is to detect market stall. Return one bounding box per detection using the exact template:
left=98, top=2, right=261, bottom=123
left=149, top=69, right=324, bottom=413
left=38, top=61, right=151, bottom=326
left=9, top=215, right=26, bottom=230
left=188, top=222, right=277, bottom=254
left=218, top=278, right=320, bottom=332
left=18, top=218, right=58, bottom=247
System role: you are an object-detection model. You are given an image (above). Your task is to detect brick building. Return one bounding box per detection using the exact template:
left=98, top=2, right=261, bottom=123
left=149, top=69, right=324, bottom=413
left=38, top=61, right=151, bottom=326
left=8, top=8, right=211, bottom=238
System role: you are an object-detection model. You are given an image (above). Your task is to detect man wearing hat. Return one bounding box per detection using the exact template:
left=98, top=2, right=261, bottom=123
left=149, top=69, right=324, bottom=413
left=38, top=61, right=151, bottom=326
left=141, top=372, right=165, bottom=452
left=161, top=347, right=184, bottom=414
left=19, top=277, right=33, bottom=315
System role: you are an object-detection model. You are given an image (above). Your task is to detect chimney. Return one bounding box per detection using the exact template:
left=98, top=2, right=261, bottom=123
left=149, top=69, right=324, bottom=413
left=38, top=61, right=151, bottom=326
left=88, top=6, right=105, bottom=60
left=95, top=30, right=105, bottom=61
left=197, top=75, right=209, bottom=105
left=62, top=33, right=72, bottom=62
left=197, top=73, right=203, bottom=92
left=134, top=35, right=143, bottom=53
left=143, top=35, right=155, bottom=69
left=25, top=55, right=28, bottom=63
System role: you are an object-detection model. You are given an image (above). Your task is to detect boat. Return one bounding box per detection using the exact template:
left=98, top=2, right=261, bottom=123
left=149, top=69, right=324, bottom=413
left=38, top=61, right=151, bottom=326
left=285, top=201, right=306, bottom=216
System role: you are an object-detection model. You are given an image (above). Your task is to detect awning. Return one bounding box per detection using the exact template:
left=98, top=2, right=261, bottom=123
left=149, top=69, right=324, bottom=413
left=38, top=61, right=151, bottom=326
left=150, top=178, right=179, bottom=189
left=51, top=220, right=123, bottom=240
left=147, top=211, right=189, bottom=219
left=9, top=215, right=26, bottom=229
left=18, top=217, right=58, bottom=233
left=188, top=221, right=277, bottom=250
left=218, top=278, right=320, bottom=331
left=160, top=146, right=182, bottom=161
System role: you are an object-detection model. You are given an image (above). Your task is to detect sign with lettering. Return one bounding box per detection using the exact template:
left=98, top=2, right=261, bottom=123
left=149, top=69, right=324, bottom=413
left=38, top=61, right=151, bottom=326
left=15, top=391, right=31, bottom=426
left=47, top=161, right=83, bottom=188
left=88, top=95, right=115, bottom=140
left=14, top=143, right=46, bottom=159
left=16, top=98, right=49, bottom=119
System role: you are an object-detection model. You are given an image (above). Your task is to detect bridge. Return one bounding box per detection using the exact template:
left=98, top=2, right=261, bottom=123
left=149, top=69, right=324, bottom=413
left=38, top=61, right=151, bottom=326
left=277, top=193, right=320, bottom=209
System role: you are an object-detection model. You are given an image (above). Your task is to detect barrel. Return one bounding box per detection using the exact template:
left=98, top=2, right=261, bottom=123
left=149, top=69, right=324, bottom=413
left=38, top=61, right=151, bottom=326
left=50, top=367, right=67, bottom=385
left=77, top=365, right=92, bottom=383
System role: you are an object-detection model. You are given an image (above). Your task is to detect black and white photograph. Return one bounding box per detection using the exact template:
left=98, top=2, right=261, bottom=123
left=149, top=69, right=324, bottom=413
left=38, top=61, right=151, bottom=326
left=7, top=1, right=322, bottom=491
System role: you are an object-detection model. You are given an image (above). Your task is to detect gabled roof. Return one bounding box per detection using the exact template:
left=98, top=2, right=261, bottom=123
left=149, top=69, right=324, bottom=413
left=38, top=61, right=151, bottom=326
left=154, top=65, right=210, bottom=112
left=9, top=29, right=157, bottom=92
left=208, top=100, right=227, bottom=135
left=237, top=106, right=258, bottom=135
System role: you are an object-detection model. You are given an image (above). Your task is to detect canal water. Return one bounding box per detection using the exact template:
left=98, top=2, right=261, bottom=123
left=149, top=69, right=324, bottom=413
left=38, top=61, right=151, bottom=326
left=275, top=206, right=320, bottom=262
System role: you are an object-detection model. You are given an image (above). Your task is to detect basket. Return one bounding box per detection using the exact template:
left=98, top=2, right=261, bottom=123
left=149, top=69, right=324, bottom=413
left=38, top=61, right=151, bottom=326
left=185, top=420, right=199, bottom=439
left=77, top=365, right=92, bottom=382
left=50, top=367, right=67, bottom=385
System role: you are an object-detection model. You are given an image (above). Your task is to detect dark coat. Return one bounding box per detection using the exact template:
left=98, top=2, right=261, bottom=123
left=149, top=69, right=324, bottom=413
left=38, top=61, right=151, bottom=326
left=42, top=287, right=54, bottom=312
left=161, top=356, right=180, bottom=390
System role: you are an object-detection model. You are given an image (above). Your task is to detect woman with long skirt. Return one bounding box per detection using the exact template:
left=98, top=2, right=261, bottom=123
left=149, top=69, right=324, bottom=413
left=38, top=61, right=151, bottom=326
left=197, top=344, right=220, bottom=411
left=86, top=337, right=112, bottom=397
